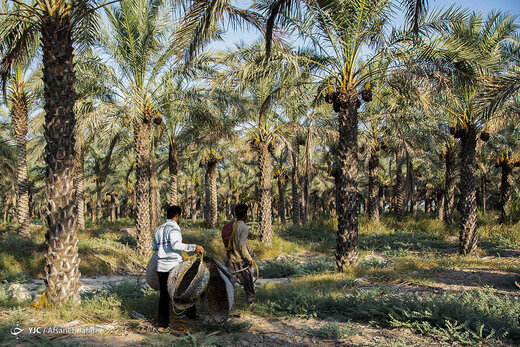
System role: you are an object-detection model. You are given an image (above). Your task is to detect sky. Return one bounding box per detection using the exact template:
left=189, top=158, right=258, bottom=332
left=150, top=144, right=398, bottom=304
left=213, top=0, right=520, bottom=50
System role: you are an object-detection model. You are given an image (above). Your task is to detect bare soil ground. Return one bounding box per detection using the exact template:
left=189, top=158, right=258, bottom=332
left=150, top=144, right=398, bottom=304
left=9, top=264, right=519, bottom=346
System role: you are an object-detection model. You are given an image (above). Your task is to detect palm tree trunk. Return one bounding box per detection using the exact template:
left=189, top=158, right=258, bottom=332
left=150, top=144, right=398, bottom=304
left=444, top=145, right=456, bottom=225
left=395, top=153, right=405, bottom=222
left=367, top=151, right=379, bottom=221
left=96, top=185, right=102, bottom=221
left=204, top=168, right=210, bottom=224
left=459, top=125, right=478, bottom=255
left=134, top=120, right=152, bottom=257
left=191, top=180, right=197, bottom=222
left=499, top=163, right=512, bottom=223
left=277, top=174, right=286, bottom=224
left=168, top=141, right=178, bottom=205
left=11, top=92, right=30, bottom=237
left=481, top=174, right=487, bottom=215
left=437, top=190, right=445, bottom=221
left=41, top=16, right=80, bottom=306
left=291, top=149, right=301, bottom=225
left=91, top=195, right=97, bottom=224
left=74, top=146, right=85, bottom=230
left=258, top=142, right=273, bottom=245
left=301, top=173, right=309, bottom=223
left=151, top=159, right=161, bottom=229
left=335, top=93, right=360, bottom=270
left=208, top=161, right=218, bottom=228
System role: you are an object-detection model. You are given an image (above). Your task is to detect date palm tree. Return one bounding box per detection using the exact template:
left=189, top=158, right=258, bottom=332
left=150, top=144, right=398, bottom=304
left=428, top=12, right=518, bottom=254
left=97, top=0, right=180, bottom=256
left=0, top=0, right=106, bottom=305
left=288, top=0, right=394, bottom=269
left=218, top=42, right=311, bottom=245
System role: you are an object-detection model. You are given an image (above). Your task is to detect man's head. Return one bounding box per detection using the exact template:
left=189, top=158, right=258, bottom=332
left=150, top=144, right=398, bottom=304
left=167, top=205, right=182, bottom=222
left=235, top=204, right=248, bottom=221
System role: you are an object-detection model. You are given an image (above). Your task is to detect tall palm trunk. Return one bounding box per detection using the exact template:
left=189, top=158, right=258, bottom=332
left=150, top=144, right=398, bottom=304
left=168, top=141, right=178, bottom=205
left=481, top=174, right=487, bottom=215
left=204, top=169, right=210, bottom=223
left=499, top=163, right=512, bottom=223
left=444, top=145, right=456, bottom=225
left=367, top=150, right=379, bottom=221
left=458, top=125, right=478, bottom=255
left=277, top=174, right=286, bottom=224
left=334, top=92, right=360, bottom=270
left=301, top=172, right=309, bottom=223
left=191, top=180, right=198, bottom=222
left=96, top=185, right=102, bottom=221
left=150, top=159, right=161, bottom=229
left=74, top=146, right=85, bottom=230
left=291, top=148, right=301, bottom=225
left=91, top=195, right=97, bottom=224
left=41, top=15, right=80, bottom=306
left=395, top=153, right=405, bottom=222
left=258, top=142, right=273, bottom=245
left=206, top=161, right=218, bottom=228
left=437, top=190, right=445, bottom=221
left=134, top=119, right=152, bottom=257
left=11, top=90, right=30, bottom=237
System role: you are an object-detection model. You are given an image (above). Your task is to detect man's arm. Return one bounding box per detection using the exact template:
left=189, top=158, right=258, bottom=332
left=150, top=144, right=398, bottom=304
left=168, top=226, right=196, bottom=252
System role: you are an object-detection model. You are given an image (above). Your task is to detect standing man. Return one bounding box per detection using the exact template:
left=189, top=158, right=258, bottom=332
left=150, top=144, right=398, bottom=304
left=227, top=204, right=256, bottom=304
left=152, top=205, right=204, bottom=328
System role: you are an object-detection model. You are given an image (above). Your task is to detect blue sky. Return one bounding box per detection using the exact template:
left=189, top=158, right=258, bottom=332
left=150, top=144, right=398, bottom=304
left=213, top=0, right=520, bottom=50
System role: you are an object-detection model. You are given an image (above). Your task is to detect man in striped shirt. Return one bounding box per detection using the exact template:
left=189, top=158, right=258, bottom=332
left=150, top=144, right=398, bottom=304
left=153, top=205, right=204, bottom=328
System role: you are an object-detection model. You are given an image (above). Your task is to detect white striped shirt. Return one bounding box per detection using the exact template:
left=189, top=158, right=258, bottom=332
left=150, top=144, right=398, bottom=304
left=152, top=220, right=196, bottom=272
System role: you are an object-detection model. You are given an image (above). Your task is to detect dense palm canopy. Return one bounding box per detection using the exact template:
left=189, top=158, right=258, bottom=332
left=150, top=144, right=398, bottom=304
left=0, top=0, right=519, bottom=309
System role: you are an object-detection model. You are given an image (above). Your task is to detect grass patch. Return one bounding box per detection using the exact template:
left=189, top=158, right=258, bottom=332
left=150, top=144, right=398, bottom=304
left=251, top=284, right=520, bottom=345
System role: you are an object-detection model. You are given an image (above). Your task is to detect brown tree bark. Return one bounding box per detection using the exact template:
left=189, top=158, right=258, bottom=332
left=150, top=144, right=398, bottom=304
left=481, top=174, right=487, bottom=215
left=334, top=92, right=360, bottom=270
left=151, top=159, right=161, bottom=229
left=74, top=146, right=85, bottom=230
left=291, top=147, right=301, bottom=225
left=367, top=150, right=379, bottom=221
left=277, top=173, right=287, bottom=224
left=208, top=161, right=218, bottom=228
left=11, top=88, right=30, bottom=237
left=444, top=144, right=456, bottom=225
left=41, top=14, right=81, bottom=306
left=395, top=152, right=405, bottom=223
left=191, top=180, right=198, bottom=222
left=258, top=142, right=273, bottom=245
left=499, top=163, right=513, bottom=223
left=458, top=125, right=478, bottom=255
left=168, top=141, right=178, bottom=205
left=134, top=119, right=152, bottom=257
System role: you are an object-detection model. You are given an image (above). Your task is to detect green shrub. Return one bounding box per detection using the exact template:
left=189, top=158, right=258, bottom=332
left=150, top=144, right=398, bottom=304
left=116, top=233, right=137, bottom=247
left=305, top=322, right=353, bottom=339
left=0, top=283, right=31, bottom=308
left=261, top=259, right=335, bottom=278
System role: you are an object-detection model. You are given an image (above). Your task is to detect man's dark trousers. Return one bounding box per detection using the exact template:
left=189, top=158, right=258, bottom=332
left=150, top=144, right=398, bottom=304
left=228, top=260, right=256, bottom=303
left=157, top=271, right=196, bottom=327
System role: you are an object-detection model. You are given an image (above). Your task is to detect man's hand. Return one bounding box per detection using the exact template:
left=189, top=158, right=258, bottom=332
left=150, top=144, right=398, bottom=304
left=248, top=259, right=255, bottom=268
left=195, top=245, right=204, bottom=254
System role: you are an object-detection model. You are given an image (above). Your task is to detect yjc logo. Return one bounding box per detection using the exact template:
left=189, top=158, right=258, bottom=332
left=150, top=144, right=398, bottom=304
left=10, top=326, right=24, bottom=339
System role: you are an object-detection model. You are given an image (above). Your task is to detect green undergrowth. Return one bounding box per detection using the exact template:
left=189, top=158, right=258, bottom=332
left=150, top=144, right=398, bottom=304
left=260, top=258, right=335, bottom=278
left=250, top=283, right=520, bottom=345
